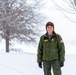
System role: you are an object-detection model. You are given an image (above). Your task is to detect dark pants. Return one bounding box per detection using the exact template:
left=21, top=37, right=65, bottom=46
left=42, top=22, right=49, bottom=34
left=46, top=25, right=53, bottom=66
left=43, top=60, right=61, bottom=75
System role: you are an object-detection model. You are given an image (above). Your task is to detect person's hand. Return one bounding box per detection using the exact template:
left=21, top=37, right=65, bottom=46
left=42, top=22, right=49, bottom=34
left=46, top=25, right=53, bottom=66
left=38, top=62, right=42, bottom=68
left=60, top=62, right=64, bottom=67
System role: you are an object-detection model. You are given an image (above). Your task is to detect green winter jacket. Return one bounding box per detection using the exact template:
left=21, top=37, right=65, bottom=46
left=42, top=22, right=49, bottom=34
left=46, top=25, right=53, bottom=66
left=37, top=33, right=65, bottom=63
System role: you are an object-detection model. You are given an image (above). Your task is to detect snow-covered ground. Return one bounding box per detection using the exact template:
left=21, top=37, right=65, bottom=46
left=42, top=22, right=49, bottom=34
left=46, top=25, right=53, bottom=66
left=0, top=53, right=43, bottom=75
left=0, top=53, right=76, bottom=75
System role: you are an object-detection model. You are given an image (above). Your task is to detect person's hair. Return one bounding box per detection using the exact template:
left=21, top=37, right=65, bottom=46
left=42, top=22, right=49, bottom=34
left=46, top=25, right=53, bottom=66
left=46, top=21, right=55, bottom=34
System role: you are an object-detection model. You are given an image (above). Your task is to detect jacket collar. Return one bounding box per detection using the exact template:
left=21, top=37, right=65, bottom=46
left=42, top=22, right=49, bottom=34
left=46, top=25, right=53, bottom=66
left=44, top=32, right=56, bottom=38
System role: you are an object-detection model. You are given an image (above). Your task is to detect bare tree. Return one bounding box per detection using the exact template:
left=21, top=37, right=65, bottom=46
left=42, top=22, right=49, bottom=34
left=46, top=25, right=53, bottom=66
left=0, top=0, right=45, bottom=52
left=51, top=0, right=76, bottom=23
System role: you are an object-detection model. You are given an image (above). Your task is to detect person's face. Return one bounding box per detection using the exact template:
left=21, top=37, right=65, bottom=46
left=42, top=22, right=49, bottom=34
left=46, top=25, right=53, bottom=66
left=46, top=26, right=54, bottom=34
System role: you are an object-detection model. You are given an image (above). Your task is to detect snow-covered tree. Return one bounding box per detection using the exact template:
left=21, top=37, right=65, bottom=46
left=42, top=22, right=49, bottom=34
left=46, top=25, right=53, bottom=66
left=0, top=0, right=45, bottom=52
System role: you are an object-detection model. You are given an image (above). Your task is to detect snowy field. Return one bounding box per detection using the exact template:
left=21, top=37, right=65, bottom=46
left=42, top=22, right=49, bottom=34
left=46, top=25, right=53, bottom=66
left=0, top=53, right=76, bottom=75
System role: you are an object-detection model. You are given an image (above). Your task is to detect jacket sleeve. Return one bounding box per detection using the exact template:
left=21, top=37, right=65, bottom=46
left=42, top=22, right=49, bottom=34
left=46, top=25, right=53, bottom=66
left=37, top=36, right=43, bottom=63
left=57, top=35, right=65, bottom=62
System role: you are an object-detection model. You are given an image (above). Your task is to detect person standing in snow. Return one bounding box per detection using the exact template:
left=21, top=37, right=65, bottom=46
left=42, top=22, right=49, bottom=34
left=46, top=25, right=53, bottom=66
left=37, top=21, right=65, bottom=75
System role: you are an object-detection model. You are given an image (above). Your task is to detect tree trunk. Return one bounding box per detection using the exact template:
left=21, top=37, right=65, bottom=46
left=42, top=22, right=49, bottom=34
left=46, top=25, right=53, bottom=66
left=5, top=29, right=9, bottom=52
left=74, top=0, right=76, bottom=6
